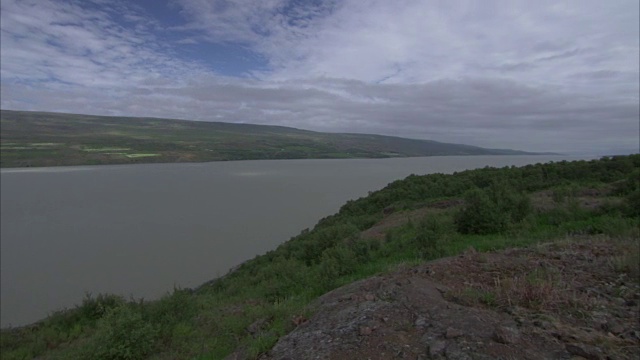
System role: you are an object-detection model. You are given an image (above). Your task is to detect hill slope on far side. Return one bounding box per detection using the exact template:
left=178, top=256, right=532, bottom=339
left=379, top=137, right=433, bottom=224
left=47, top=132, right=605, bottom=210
left=0, top=110, right=544, bottom=167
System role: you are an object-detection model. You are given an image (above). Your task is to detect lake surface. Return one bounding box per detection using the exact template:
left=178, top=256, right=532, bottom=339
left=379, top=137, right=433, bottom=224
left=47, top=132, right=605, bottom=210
left=0, top=155, right=591, bottom=327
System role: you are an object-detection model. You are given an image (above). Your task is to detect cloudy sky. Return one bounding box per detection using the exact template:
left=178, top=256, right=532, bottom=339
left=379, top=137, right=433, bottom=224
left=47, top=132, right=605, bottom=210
left=1, top=0, right=638, bottom=154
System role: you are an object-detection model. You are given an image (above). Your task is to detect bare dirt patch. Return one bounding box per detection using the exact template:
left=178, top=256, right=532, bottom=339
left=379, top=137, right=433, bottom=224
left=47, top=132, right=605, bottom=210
left=531, top=187, right=621, bottom=212
left=362, top=200, right=464, bottom=241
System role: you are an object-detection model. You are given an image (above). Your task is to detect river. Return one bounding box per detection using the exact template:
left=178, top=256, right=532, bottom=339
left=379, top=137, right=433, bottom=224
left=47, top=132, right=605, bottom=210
left=0, top=155, right=591, bottom=327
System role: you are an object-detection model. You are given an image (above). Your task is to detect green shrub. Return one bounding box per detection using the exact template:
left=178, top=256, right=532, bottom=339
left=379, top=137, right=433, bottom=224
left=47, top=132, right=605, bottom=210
left=145, top=288, right=197, bottom=334
left=77, top=293, right=126, bottom=322
left=414, top=216, right=451, bottom=258
left=455, top=183, right=532, bottom=235
left=257, top=256, right=309, bottom=301
left=455, top=189, right=507, bottom=234
left=345, top=237, right=380, bottom=262
left=84, top=305, right=158, bottom=360
left=320, top=245, right=357, bottom=277
left=316, top=256, right=340, bottom=289
left=624, top=189, right=640, bottom=217
left=551, top=185, right=578, bottom=203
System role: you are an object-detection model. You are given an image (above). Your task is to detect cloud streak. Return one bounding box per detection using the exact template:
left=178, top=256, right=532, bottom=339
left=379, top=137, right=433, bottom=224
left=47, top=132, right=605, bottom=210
left=1, top=0, right=638, bottom=154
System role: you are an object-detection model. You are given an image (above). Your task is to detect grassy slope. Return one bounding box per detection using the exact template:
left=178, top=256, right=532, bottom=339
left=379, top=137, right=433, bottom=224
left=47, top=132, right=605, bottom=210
left=0, top=110, right=539, bottom=168
left=1, top=155, right=638, bottom=359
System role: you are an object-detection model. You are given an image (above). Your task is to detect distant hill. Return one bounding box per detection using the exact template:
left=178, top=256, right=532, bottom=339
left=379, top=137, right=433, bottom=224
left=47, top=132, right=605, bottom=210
left=0, top=110, right=547, bottom=167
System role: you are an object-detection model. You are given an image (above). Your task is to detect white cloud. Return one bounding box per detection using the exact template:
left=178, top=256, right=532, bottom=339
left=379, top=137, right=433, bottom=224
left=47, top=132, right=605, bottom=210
left=0, top=0, right=213, bottom=88
left=1, top=0, right=638, bottom=154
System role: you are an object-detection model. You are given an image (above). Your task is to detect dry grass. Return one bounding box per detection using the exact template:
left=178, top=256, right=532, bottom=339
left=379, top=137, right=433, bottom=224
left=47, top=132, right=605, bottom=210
left=442, top=235, right=639, bottom=320
left=608, top=238, right=640, bottom=279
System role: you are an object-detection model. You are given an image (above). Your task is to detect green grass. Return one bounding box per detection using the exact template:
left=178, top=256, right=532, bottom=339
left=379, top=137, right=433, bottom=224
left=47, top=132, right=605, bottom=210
left=82, top=147, right=131, bottom=152
left=1, top=155, right=638, bottom=359
left=124, top=153, right=160, bottom=158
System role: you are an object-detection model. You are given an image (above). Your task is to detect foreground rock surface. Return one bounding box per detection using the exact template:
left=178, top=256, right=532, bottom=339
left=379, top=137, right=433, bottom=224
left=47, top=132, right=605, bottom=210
left=259, top=236, right=639, bottom=360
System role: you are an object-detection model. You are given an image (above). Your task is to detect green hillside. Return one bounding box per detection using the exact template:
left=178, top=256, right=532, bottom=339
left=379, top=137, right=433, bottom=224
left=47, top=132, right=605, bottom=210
left=0, top=110, right=541, bottom=168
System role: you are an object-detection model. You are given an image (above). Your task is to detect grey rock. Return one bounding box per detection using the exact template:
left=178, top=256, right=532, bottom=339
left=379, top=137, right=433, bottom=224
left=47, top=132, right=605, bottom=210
left=492, top=326, right=520, bottom=344
left=565, top=343, right=603, bottom=360
left=428, top=339, right=447, bottom=357
left=602, top=320, right=624, bottom=335
left=246, top=318, right=269, bottom=336
left=444, top=343, right=472, bottom=360
left=445, top=327, right=464, bottom=339
left=359, top=326, right=373, bottom=336
left=415, top=316, right=428, bottom=329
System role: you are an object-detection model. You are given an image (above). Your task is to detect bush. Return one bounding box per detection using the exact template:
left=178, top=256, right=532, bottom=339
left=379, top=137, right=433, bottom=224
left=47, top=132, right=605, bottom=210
left=455, top=189, right=508, bottom=234
left=414, top=216, right=450, bottom=258
left=624, top=189, right=640, bottom=217
left=612, top=168, right=640, bottom=195
left=551, top=185, right=579, bottom=204
left=455, top=183, right=532, bottom=235
left=77, top=293, right=126, bottom=323
left=84, top=305, right=158, bottom=360
left=146, top=288, right=197, bottom=328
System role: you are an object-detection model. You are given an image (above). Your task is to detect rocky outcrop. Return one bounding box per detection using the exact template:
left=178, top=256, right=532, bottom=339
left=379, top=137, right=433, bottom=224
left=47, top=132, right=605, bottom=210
left=260, top=237, right=639, bottom=359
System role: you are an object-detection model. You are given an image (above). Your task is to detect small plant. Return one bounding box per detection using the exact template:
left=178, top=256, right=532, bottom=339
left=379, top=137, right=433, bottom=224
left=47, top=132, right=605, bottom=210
left=479, top=290, right=498, bottom=307
left=77, top=293, right=126, bottom=322
left=414, top=215, right=450, bottom=259
left=493, top=267, right=585, bottom=312
left=609, top=240, right=640, bottom=278
left=624, top=189, right=640, bottom=217
left=551, top=185, right=578, bottom=204
left=247, top=332, right=279, bottom=358
left=450, top=287, right=498, bottom=307
left=83, top=305, right=158, bottom=360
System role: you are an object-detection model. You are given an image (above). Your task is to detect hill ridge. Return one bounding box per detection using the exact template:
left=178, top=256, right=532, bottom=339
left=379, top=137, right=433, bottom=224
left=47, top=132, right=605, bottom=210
left=0, top=109, right=549, bottom=168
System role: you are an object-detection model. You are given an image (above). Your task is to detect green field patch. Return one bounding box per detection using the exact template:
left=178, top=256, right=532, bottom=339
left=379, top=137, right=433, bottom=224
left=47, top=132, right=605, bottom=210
left=125, top=153, right=160, bottom=158
left=82, top=147, right=131, bottom=152
left=104, top=131, right=129, bottom=136
left=2, top=143, right=63, bottom=150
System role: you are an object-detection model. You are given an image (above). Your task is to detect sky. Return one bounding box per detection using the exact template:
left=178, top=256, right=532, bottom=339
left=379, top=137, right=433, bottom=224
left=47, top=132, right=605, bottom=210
left=1, top=0, right=638, bottom=154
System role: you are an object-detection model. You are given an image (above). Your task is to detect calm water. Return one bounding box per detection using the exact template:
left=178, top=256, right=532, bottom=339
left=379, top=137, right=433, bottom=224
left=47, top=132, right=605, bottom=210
left=0, top=155, right=591, bottom=327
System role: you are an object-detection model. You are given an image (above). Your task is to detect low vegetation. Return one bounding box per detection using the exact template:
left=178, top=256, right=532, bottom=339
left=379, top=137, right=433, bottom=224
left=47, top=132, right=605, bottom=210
left=1, top=155, right=638, bottom=359
left=0, top=110, right=541, bottom=168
